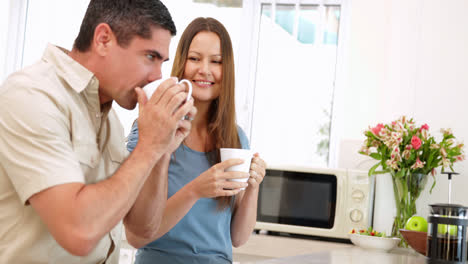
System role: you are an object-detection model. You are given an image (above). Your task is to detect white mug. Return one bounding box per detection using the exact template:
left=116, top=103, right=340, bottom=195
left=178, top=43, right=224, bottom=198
left=143, top=78, right=192, bottom=101
left=220, top=148, right=254, bottom=190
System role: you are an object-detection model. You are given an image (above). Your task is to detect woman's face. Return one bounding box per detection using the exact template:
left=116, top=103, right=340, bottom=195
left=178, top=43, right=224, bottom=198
left=183, top=31, right=222, bottom=103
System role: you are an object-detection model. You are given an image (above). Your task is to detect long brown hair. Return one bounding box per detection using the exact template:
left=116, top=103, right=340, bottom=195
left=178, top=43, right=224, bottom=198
left=171, top=17, right=240, bottom=209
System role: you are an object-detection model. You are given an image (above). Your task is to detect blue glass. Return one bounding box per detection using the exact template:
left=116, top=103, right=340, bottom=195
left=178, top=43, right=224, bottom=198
left=323, top=6, right=341, bottom=45
left=262, top=3, right=272, bottom=18
left=275, top=4, right=295, bottom=35
left=298, top=6, right=318, bottom=44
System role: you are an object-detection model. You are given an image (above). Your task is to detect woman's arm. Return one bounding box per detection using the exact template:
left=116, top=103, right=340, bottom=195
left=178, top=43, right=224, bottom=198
left=125, top=158, right=248, bottom=248
left=230, top=154, right=267, bottom=247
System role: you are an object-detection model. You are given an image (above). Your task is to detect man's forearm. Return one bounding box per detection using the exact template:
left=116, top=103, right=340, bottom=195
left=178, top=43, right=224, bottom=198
left=124, top=175, right=200, bottom=248
left=74, top=144, right=166, bottom=236
left=30, top=143, right=165, bottom=256
left=123, top=153, right=170, bottom=239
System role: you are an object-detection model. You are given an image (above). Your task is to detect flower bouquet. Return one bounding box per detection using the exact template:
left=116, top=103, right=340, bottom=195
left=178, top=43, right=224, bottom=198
left=359, top=116, right=465, bottom=245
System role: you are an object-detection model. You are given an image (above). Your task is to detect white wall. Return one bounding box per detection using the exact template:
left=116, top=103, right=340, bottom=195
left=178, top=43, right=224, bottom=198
left=0, top=1, right=10, bottom=78
left=338, top=0, right=468, bottom=217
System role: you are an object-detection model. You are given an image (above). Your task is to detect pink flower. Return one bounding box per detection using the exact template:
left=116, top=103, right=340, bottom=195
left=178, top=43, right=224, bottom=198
left=402, top=150, right=411, bottom=160
left=400, top=116, right=407, bottom=124
left=440, top=158, right=451, bottom=168
left=386, top=159, right=399, bottom=170
left=421, top=124, right=429, bottom=131
left=447, top=138, right=456, bottom=146
left=391, top=132, right=403, bottom=144
left=411, top=135, right=422, bottom=150
left=430, top=144, right=440, bottom=149
left=391, top=152, right=402, bottom=162
left=440, top=147, right=447, bottom=157
left=421, top=129, right=428, bottom=140
left=359, top=145, right=370, bottom=155
left=371, top=124, right=385, bottom=136
left=411, top=157, right=425, bottom=169
left=441, top=128, right=453, bottom=136
left=455, top=155, right=465, bottom=161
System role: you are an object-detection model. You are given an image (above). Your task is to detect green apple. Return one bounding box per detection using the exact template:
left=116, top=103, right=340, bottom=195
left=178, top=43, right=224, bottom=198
left=438, top=224, right=457, bottom=236
left=405, top=215, right=428, bottom=232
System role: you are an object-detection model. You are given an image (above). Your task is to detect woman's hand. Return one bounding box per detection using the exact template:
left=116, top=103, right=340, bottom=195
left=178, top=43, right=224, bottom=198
left=247, top=153, right=267, bottom=190
left=187, top=159, right=249, bottom=199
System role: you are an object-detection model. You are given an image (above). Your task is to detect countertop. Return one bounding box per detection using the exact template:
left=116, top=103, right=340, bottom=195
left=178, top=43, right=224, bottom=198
left=121, top=232, right=427, bottom=263
left=233, top=234, right=426, bottom=264
left=246, top=247, right=426, bottom=264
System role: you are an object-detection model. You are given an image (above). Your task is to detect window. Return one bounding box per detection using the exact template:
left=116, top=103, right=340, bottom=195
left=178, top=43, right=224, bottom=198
left=239, top=0, right=348, bottom=167
left=193, top=0, right=242, bottom=7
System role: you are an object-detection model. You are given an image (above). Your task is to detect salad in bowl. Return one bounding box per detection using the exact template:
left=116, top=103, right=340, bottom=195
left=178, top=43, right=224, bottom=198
left=349, top=227, right=401, bottom=252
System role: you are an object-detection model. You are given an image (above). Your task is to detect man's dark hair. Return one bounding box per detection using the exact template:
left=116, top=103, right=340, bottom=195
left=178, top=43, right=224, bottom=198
left=74, top=0, right=176, bottom=52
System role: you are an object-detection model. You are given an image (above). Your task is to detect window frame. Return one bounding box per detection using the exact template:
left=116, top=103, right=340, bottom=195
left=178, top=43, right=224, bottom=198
left=237, top=0, right=350, bottom=168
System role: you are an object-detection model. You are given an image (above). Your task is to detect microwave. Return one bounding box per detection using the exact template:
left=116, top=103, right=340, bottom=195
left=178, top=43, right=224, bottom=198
left=255, top=166, right=375, bottom=239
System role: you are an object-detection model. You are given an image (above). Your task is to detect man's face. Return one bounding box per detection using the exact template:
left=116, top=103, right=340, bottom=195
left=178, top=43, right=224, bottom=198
left=99, top=26, right=171, bottom=109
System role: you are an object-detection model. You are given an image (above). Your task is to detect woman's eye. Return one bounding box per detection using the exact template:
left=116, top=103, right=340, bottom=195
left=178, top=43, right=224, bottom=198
left=146, top=54, right=155, bottom=60
left=188, top=57, right=199, bottom=61
left=212, top=60, right=222, bottom=64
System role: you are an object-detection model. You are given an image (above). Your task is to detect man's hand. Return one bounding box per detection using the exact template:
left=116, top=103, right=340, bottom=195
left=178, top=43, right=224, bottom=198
left=167, top=100, right=197, bottom=153
left=135, top=78, right=195, bottom=158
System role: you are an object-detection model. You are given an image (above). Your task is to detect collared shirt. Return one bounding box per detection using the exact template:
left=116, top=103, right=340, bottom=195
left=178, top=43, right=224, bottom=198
left=0, top=44, right=129, bottom=264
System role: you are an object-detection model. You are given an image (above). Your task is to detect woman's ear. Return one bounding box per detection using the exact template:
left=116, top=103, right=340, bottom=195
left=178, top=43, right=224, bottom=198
left=93, top=23, right=115, bottom=56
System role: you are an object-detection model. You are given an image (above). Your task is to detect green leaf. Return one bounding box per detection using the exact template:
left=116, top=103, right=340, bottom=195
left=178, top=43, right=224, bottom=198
left=394, top=170, right=405, bottom=178
left=395, top=178, right=405, bottom=201
left=368, top=162, right=380, bottom=176
left=429, top=175, right=436, bottom=193
left=370, top=153, right=382, bottom=160
left=427, top=152, right=434, bottom=166
left=374, top=170, right=389, bottom=175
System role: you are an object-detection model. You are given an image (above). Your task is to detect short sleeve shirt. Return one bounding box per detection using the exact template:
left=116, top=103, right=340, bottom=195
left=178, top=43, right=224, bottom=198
left=0, top=44, right=129, bottom=264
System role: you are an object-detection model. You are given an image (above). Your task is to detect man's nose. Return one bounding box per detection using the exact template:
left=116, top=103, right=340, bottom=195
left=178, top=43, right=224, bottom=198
left=148, top=67, right=162, bottom=82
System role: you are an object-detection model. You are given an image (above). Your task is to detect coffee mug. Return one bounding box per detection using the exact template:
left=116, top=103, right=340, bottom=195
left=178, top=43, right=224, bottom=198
left=143, top=78, right=192, bottom=101
left=220, top=148, right=253, bottom=190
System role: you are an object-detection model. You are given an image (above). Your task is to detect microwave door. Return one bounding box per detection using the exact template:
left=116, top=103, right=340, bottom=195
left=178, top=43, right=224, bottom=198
left=258, top=169, right=337, bottom=229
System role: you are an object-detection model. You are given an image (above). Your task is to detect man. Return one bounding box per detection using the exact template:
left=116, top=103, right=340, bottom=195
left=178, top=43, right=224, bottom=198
left=0, top=0, right=195, bottom=263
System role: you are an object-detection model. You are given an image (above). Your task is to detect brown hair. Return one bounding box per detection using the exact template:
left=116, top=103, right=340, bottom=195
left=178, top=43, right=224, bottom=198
left=171, top=17, right=240, bottom=209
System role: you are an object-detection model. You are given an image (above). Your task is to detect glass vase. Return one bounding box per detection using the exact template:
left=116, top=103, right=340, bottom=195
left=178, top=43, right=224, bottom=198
left=391, top=171, right=428, bottom=247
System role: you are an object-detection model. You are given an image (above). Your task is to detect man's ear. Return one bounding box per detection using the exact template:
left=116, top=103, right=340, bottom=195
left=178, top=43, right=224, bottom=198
left=93, top=23, right=115, bottom=56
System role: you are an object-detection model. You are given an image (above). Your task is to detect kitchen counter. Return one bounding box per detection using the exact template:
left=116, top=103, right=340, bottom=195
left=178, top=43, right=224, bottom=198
left=121, top=232, right=427, bottom=263
left=233, top=234, right=426, bottom=264
left=246, top=247, right=426, bottom=264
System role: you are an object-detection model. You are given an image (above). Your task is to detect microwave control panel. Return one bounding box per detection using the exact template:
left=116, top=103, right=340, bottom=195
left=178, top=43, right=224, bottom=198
left=346, top=170, right=374, bottom=229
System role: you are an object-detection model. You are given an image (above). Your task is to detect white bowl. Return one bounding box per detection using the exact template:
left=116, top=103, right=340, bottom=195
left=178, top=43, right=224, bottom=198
left=349, top=233, right=401, bottom=252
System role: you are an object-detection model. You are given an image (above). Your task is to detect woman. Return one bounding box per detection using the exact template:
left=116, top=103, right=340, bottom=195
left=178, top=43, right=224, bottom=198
left=126, top=17, right=267, bottom=264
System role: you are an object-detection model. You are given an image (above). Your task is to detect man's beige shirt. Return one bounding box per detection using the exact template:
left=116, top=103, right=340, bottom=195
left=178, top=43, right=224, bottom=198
left=0, top=44, right=129, bottom=263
